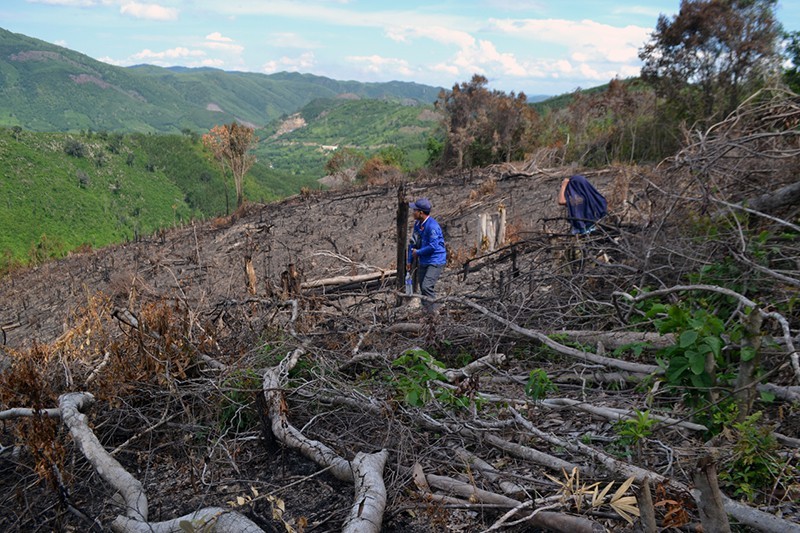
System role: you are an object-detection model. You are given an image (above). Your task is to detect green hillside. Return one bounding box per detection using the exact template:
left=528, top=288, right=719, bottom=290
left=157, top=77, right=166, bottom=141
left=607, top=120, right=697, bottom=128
left=258, top=98, right=443, bottom=178
left=0, top=27, right=442, bottom=134
left=0, top=127, right=317, bottom=269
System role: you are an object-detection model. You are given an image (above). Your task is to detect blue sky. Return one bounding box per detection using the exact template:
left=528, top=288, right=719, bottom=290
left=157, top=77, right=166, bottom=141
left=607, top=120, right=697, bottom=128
left=2, top=0, right=799, bottom=96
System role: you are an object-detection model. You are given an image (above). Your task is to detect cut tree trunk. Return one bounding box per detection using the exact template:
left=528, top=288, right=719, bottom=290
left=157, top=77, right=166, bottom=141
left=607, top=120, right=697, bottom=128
left=692, top=456, right=731, bottom=533
left=342, top=450, right=389, bottom=533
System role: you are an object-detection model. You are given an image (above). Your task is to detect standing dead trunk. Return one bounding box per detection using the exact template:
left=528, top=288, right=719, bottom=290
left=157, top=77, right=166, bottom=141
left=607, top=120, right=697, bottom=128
left=692, top=456, right=731, bottom=533
left=396, top=184, right=408, bottom=305
left=245, top=256, right=257, bottom=295
left=734, top=310, right=763, bottom=421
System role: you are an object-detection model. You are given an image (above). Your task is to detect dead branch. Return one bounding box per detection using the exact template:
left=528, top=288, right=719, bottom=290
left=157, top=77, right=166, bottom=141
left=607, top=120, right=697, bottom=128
left=722, top=496, right=800, bottom=533
left=540, top=397, right=708, bottom=432
left=442, top=352, right=506, bottom=381
left=342, top=450, right=389, bottom=533
left=301, top=269, right=396, bottom=289
left=262, top=348, right=389, bottom=533
left=508, top=407, right=685, bottom=492
left=423, top=470, right=603, bottom=532
left=547, top=330, right=675, bottom=350
left=262, top=348, right=352, bottom=482
left=112, top=507, right=263, bottom=533
left=0, top=407, right=61, bottom=420
left=59, top=392, right=148, bottom=522
left=454, top=447, right=526, bottom=497
left=445, top=296, right=662, bottom=375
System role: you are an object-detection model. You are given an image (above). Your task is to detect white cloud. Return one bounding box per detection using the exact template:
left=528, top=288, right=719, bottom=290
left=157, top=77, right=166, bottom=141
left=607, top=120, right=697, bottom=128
left=453, top=39, right=527, bottom=76
left=203, top=33, right=244, bottom=53
left=431, top=62, right=459, bottom=76
left=262, top=52, right=316, bottom=73
left=198, top=58, right=226, bottom=68
left=346, top=54, right=413, bottom=76
left=98, top=55, right=126, bottom=66
left=487, top=17, right=650, bottom=64
left=386, top=26, right=475, bottom=49
left=206, top=32, right=233, bottom=43
left=120, top=2, right=179, bottom=21
left=131, top=47, right=206, bottom=61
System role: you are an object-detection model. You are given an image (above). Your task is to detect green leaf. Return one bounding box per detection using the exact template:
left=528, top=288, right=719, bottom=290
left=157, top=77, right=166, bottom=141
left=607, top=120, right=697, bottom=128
left=741, top=346, right=757, bottom=362
left=759, top=391, right=776, bottom=403
left=689, top=353, right=706, bottom=375
left=690, top=373, right=709, bottom=389
left=667, top=356, right=690, bottom=381
left=702, top=336, right=722, bottom=358
left=406, top=389, right=420, bottom=406
left=680, top=330, right=699, bottom=348
left=645, top=303, right=667, bottom=318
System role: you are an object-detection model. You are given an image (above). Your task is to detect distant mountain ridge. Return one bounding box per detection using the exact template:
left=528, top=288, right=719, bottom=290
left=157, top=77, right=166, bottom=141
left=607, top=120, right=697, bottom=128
left=0, top=27, right=443, bottom=133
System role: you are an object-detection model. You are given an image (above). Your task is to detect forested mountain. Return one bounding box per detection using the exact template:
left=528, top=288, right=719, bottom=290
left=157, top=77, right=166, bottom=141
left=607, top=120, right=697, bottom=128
left=0, top=27, right=442, bottom=133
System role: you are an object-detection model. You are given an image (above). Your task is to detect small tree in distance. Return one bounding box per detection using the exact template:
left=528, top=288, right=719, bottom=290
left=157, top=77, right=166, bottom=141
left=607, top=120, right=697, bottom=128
left=202, top=122, right=256, bottom=212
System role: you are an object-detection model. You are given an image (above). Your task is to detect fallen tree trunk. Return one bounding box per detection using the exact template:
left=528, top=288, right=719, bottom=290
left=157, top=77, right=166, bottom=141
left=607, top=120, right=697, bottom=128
left=262, top=348, right=353, bottom=482
left=0, top=407, right=61, bottom=420
left=423, top=471, right=603, bottom=532
left=301, top=269, right=396, bottom=289
left=540, top=397, right=708, bottom=432
left=262, top=348, right=389, bottom=533
left=445, top=297, right=662, bottom=375
left=342, top=450, right=389, bottom=533
left=58, top=393, right=262, bottom=533
left=722, top=496, right=800, bottom=533
left=737, top=180, right=800, bottom=218
left=546, top=330, right=675, bottom=350
left=59, top=393, right=148, bottom=522
left=112, top=507, right=263, bottom=533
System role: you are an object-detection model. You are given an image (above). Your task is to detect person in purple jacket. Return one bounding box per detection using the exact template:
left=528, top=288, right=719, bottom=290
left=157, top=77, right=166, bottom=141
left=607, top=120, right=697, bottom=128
left=407, top=198, right=447, bottom=314
left=558, top=175, right=607, bottom=235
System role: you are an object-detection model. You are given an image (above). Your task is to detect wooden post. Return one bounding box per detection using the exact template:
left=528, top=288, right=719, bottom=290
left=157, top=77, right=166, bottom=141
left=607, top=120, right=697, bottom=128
left=396, top=185, right=408, bottom=305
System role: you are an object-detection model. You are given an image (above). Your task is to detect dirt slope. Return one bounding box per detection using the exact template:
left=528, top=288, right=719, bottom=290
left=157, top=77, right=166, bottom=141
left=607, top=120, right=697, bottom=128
left=1, top=167, right=612, bottom=349
left=4, top=164, right=796, bottom=533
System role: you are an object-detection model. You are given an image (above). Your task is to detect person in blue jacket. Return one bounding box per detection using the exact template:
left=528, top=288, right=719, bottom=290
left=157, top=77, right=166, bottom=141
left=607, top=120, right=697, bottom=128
left=558, top=175, right=607, bottom=235
left=407, top=198, right=447, bottom=314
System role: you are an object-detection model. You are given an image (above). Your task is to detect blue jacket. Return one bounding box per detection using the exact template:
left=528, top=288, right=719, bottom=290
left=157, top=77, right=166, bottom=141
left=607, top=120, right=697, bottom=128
left=408, top=216, right=447, bottom=266
left=565, top=175, right=607, bottom=234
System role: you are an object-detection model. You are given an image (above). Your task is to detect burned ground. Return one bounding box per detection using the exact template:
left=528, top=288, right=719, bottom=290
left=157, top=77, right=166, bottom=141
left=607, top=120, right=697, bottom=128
left=0, top=154, right=798, bottom=532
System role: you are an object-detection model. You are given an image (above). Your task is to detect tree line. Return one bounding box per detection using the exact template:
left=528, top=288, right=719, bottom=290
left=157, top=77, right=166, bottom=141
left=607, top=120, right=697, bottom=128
left=428, top=0, right=798, bottom=171
left=207, top=0, right=799, bottom=195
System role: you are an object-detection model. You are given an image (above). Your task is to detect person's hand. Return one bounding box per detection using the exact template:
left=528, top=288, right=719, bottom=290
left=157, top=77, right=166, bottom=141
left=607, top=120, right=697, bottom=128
left=412, top=249, right=418, bottom=259
left=406, top=263, right=411, bottom=271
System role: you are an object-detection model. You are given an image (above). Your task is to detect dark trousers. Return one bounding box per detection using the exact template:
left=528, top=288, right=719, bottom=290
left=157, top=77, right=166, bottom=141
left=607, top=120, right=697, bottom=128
left=418, top=264, right=444, bottom=313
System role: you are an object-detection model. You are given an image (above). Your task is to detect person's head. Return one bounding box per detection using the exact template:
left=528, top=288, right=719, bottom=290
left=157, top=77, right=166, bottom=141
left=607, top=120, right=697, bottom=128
left=409, top=198, right=432, bottom=221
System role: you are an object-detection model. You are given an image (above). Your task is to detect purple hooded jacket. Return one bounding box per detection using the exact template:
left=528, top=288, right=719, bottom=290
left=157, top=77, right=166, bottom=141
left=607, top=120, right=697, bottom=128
left=564, top=175, right=607, bottom=234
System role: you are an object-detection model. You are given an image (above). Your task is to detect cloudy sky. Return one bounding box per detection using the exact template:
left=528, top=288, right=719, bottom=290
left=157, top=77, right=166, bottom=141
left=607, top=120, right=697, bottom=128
left=2, top=0, right=799, bottom=96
